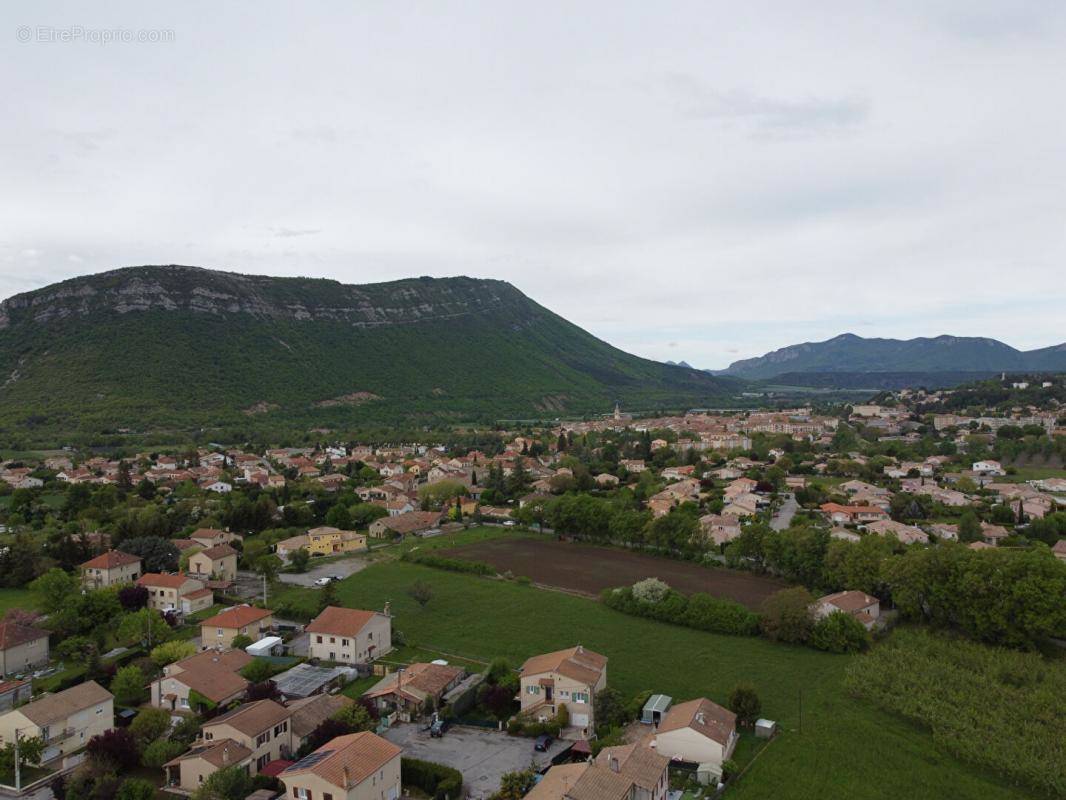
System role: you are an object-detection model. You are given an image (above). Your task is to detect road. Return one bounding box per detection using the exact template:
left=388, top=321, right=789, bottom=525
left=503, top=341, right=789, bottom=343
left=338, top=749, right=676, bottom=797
left=771, top=492, right=798, bottom=531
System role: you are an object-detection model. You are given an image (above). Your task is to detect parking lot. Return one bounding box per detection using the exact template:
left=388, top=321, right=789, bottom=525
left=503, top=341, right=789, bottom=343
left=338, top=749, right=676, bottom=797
left=276, top=554, right=371, bottom=587
left=382, top=723, right=569, bottom=797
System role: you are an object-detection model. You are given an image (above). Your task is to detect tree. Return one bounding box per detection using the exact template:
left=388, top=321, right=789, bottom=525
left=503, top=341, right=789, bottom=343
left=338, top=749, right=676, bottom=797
left=240, top=659, right=274, bottom=684
left=479, top=684, right=515, bottom=721
left=760, top=587, right=815, bottom=644
left=958, top=510, right=982, bottom=543
left=116, top=779, right=154, bottom=800
left=29, top=567, right=80, bottom=615
left=407, top=580, right=434, bottom=608
left=810, top=611, right=870, bottom=654
left=318, top=580, right=338, bottom=613
left=117, top=608, right=172, bottom=647
left=87, top=728, right=139, bottom=771
left=117, top=584, right=150, bottom=612
left=331, top=703, right=373, bottom=732
left=119, top=537, right=179, bottom=572
left=55, top=635, right=98, bottom=663
left=592, top=687, right=629, bottom=731
left=150, top=640, right=196, bottom=667
left=254, top=554, right=282, bottom=583
left=495, top=770, right=536, bottom=800
left=142, top=738, right=186, bottom=769
left=230, top=634, right=254, bottom=651
left=129, top=707, right=170, bottom=747
left=194, top=765, right=254, bottom=800
left=0, top=736, right=43, bottom=777
left=728, top=683, right=762, bottom=727
left=111, top=664, right=147, bottom=706
left=289, top=548, right=311, bottom=573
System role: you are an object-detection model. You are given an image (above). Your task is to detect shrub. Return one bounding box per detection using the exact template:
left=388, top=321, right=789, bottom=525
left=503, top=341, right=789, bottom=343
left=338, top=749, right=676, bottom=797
left=116, top=779, right=154, bottom=800
left=399, top=551, right=495, bottom=575
left=230, top=634, right=254, bottom=651
left=142, top=738, right=187, bottom=768
left=810, top=611, right=870, bottom=654
left=602, top=586, right=759, bottom=637
left=759, top=587, right=814, bottom=644
left=401, top=758, right=463, bottom=800
left=150, top=639, right=197, bottom=667
left=129, top=707, right=170, bottom=746
left=240, top=658, right=275, bottom=684
left=631, top=577, right=671, bottom=603
left=110, top=665, right=146, bottom=706
left=87, top=728, right=139, bottom=771
left=728, top=683, right=762, bottom=726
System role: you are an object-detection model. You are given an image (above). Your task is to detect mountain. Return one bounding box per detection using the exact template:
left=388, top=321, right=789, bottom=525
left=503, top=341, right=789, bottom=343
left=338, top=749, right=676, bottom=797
left=0, top=265, right=735, bottom=437
left=720, top=333, right=1066, bottom=380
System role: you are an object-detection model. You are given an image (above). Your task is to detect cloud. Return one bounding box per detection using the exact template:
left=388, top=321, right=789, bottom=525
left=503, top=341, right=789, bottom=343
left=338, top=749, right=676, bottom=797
left=272, top=228, right=323, bottom=239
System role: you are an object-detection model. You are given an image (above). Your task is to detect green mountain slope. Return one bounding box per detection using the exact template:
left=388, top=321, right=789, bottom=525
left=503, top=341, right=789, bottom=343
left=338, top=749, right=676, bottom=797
left=0, top=265, right=735, bottom=437
left=721, top=333, right=1066, bottom=379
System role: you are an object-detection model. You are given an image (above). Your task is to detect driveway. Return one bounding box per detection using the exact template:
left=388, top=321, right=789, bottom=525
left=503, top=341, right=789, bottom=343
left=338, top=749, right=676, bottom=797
left=277, top=555, right=371, bottom=587
left=381, top=724, right=569, bottom=797
left=770, top=492, right=798, bottom=531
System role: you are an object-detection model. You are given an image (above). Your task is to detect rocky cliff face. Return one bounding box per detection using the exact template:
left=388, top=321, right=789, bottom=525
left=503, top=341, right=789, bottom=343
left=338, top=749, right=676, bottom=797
left=0, top=265, right=532, bottom=329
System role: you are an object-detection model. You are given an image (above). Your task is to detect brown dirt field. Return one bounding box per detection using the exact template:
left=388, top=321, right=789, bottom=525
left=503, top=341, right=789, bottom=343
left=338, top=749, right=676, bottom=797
left=439, top=536, right=790, bottom=610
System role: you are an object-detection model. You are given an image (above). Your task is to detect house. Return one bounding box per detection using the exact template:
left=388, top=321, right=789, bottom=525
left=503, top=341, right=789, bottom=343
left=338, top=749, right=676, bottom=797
left=819, top=503, right=889, bottom=525
left=653, top=697, right=738, bottom=781
left=621, top=459, right=646, bottom=474
left=188, top=544, right=239, bottom=582
left=202, top=699, right=294, bottom=774
left=814, top=590, right=880, bottom=630
left=286, top=694, right=354, bottom=750
left=362, top=662, right=465, bottom=720
left=519, top=646, right=607, bottom=735
left=699, top=514, right=742, bottom=547
left=200, top=605, right=275, bottom=651
left=971, top=460, right=1005, bottom=477
left=368, top=511, right=442, bottom=538
left=661, top=465, right=696, bottom=481
left=306, top=606, right=392, bottom=664
left=190, top=528, right=243, bottom=549
left=0, top=679, right=32, bottom=711
left=306, top=526, right=367, bottom=557
left=928, top=523, right=959, bottom=541
left=80, top=550, right=142, bottom=589
left=276, top=534, right=311, bottom=561
left=829, top=527, right=861, bottom=543
left=0, top=622, right=50, bottom=677
left=527, top=743, right=668, bottom=800
left=279, top=732, right=401, bottom=800
left=0, top=680, right=113, bottom=766
left=864, top=519, right=929, bottom=546
left=1052, top=540, right=1066, bottom=561
left=152, top=649, right=251, bottom=712
left=595, top=473, right=620, bottom=487
left=138, top=573, right=212, bottom=613
left=165, top=739, right=253, bottom=792
left=981, top=523, right=1010, bottom=546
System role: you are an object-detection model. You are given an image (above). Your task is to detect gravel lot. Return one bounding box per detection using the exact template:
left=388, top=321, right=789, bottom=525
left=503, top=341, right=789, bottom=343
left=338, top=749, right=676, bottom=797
left=277, top=555, right=371, bottom=586
left=382, top=723, right=568, bottom=797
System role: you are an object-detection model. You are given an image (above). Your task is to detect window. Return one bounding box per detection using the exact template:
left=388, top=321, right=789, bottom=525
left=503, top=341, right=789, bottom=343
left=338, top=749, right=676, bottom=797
left=341, top=639, right=349, bottom=647
left=296, top=789, right=310, bottom=800
left=256, top=731, right=270, bottom=746
left=316, top=636, right=323, bottom=644
left=205, top=732, right=214, bottom=740
left=217, top=629, right=223, bottom=636
left=329, top=637, right=336, bottom=644
left=274, top=722, right=287, bottom=736
left=323, top=794, right=332, bottom=800
left=572, top=691, right=589, bottom=704
left=526, top=685, right=539, bottom=695
left=368, top=632, right=373, bottom=640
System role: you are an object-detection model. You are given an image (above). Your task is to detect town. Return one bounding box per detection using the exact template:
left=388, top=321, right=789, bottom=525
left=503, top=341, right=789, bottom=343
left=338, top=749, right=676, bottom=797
left=0, top=375, right=1063, bottom=800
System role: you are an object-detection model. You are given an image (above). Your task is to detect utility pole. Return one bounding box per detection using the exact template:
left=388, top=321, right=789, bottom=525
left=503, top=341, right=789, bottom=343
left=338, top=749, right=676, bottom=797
left=14, top=728, right=20, bottom=792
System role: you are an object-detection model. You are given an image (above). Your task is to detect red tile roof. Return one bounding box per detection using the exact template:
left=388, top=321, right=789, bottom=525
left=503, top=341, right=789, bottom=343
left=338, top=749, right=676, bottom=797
left=81, top=550, right=141, bottom=570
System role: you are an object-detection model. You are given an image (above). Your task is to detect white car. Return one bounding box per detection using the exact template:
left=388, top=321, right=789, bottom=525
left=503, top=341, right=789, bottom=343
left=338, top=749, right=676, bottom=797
left=313, top=577, right=333, bottom=587
left=502, top=520, right=516, bottom=527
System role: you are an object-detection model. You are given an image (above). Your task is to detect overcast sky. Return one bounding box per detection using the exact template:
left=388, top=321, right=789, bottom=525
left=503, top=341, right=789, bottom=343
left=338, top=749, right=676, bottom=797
left=3, top=1, right=1064, bottom=369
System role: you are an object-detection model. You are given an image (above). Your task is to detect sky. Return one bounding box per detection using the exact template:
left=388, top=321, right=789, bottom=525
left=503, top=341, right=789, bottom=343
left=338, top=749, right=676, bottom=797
left=2, top=1, right=1065, bottom=370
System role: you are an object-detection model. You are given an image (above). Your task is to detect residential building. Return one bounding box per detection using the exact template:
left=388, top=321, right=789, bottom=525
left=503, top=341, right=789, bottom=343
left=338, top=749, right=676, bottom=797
left=280, top=732, right=401, bottom=800
left=653, top=697, right=738, bottom=781
left=362, top=663, right=465, bottom=720
left=276, top=535, right=311, bottom=561
left=819, top=503, right=890, bottom=525
left=200, top=605, right=275, bottom=651
left=0, top=679, right=32, bottom=711
left=306, top=606, right=392, bottom=664
left=519, top=646, right=607, bottom=735
left=202, top=699, right=294, bottom=774
left=80, top=550, right=142, bottom=589
left=190, top=528, right=244, bottom=549
left=152, top=649, right=251, bottom=712
left=165, top=739, right=253, bottom=792
left=1052, top=540, right=1066, bottom=562
left=0, top=681, right=113, bottom=766
left=188, top=544, right=240, bottom=582
left=138, top=573, right=211, bottom=613
left=306, top=527, right=367, bottom=557
left=526, top=743, right=668, bottom=800
left=368, top=511, right=442, bottom=538
left=864, top=519, right=929, bottom=546
left=0, top=622, right=50, bottom=677
left=286, top=695, right=354, bottom=751
left=814, top=590, right=880, bottom=630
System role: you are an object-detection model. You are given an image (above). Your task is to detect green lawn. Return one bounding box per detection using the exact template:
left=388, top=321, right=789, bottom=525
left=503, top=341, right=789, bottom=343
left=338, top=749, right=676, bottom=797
left=0, top=588, right=38, bottom=615
left=280, top=559, right=1032, bottom=800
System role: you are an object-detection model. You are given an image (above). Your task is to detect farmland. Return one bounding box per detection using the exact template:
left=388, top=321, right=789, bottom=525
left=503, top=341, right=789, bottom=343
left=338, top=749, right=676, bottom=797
left=439, top=535, right=789, bottom=609
left=275, top=559, right=1032, bottom=800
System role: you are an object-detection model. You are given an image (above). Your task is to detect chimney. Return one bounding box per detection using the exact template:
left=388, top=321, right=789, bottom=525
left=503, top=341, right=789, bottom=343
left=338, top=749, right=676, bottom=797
left=696, top=711, right=705, bottom=725
left=222, top=746, right=230, bottom=765
left=383, top=601, right=392, bottom=617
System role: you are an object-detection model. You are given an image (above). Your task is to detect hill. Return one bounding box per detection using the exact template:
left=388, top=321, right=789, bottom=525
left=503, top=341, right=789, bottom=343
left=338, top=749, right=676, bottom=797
left=720, top=333, right=1066, bottom=380
left=0, top=265, right=736, bottom=439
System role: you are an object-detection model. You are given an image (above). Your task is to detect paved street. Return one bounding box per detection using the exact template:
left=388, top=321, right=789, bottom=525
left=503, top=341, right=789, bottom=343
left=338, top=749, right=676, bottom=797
left=771, top=492, right=798, bottom=530
left=381, top=723, right=568, bottom=797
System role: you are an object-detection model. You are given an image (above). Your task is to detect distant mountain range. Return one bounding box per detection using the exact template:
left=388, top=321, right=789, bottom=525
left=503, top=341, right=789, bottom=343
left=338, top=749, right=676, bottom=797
left=716, top=333, right=1066, bottom=380
left=0, top=265, right=736, bottom=436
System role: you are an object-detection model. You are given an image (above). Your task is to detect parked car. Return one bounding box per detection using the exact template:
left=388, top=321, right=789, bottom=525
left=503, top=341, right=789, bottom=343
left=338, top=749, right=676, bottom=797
left=313, top=577, right=332, bottom=587
left=430, top=718, right=450, bottom=738
left=534, top=733, right=553, bottom=752
left=502, top=520, right=516, bottom=527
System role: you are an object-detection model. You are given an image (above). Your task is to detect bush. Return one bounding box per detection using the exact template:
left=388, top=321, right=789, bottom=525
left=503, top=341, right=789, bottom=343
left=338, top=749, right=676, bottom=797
left=230, top=634, right=254, bottom=651
left=116, top=778, right=154, bottom=800
left=810, top=611, right=870, bottom=654
left=631, top=577, right=671, bottom=603
left=759, top=587, right=814, bottom=644
left=87, top=728, right=139, bottom=771
left=150, top=640, right=197, bottom=667
left=602, top=586, right=760, bottom=637
left=728, top=683, right=761, bottom=726
left=142, top=738, right=187, bottom=768
left=401, top=758, right=463, bottom=800
left=129, top=707, right=170, bottom=747
left=399, top=551, right=495, bottom=575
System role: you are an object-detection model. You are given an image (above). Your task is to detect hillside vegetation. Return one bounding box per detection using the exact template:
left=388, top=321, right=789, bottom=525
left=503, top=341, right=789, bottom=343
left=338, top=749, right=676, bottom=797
left=0, top=265, right=735, bottom=439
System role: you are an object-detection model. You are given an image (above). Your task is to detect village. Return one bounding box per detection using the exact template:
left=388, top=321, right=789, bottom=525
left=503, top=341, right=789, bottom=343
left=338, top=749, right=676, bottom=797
left=0, top=379, right=1064, bottom=800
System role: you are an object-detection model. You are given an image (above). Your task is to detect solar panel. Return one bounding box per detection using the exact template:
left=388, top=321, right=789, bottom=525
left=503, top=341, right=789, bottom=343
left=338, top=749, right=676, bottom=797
left=287, top=749, right=334, bottom=772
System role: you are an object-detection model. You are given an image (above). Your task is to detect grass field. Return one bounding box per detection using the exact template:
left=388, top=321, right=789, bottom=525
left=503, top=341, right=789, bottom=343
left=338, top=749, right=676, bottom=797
left=277, top=559, right=1032, bottom=800
left=0, top=588, right=38, bottom=615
